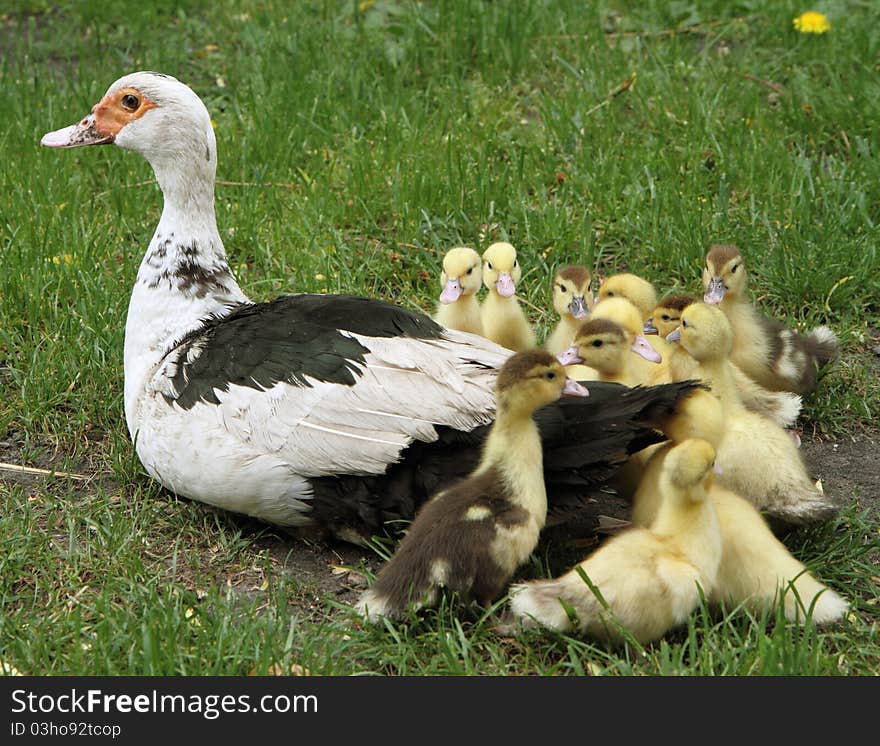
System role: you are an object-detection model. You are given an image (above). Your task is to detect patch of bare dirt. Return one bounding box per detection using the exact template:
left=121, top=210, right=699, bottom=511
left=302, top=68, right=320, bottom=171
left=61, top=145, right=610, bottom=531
left=800, top=431, right=879, bottom=521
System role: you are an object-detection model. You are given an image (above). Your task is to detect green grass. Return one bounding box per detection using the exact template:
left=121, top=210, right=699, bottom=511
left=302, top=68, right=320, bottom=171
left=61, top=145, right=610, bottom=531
left=1, top=0, right=878, bottom=675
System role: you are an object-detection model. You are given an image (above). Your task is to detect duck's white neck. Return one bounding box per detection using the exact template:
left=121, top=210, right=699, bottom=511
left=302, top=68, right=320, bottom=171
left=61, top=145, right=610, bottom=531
left=123, top=144, right=249, bottom=437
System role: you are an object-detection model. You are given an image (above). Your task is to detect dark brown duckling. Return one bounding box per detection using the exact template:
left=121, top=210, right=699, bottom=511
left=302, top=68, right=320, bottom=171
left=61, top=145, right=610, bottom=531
left=355, top=350, right=588, bottom=621
left=702, top=243, right=839, bottom=395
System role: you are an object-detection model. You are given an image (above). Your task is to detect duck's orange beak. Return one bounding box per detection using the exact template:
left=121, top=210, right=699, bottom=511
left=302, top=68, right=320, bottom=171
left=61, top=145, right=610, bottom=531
left=42, top=87, right=156, bottom=149
left=41, top=111, right=115, bottom=148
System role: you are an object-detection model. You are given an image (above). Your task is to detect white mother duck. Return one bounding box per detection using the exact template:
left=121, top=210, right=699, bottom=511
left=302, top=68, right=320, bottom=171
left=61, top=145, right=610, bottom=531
left=41, top=72, right=699, bottom=544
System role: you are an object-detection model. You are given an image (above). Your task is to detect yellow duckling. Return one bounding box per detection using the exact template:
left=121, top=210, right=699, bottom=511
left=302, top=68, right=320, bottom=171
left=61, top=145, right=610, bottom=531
left=433, top=247, right=484, bottom=336
left=356, top=350, right=588, bottom=622
left=703, top=243, right=839, bottom=395
left=632, top=393, right=849, bottom=627
left=545, top=265, right=593, bottom=356
left=597, top=272, right=658, bottom=323
left=480, top=242, right=536, bottom=351
left=647, top=293, right=801, bottom=427
left=598, top=272, right=674, bottom=361
left=666, top=302, right=839, bottom=525
left=509, top=438, right=722, bottom=645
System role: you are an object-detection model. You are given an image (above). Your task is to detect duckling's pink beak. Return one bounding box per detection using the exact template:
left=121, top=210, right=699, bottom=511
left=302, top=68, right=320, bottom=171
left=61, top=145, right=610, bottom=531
left=666, top=327, right=681, bottom=343
left=495, top=272, right=516, bottom=297
left=567, top=296, right=589, bottom=320
left=556, top=346, right=583, bottom=367
left=41, top=112, right=114, bottom=149
left=562, top=378, right=589, bottom=397
left=439, top=278, right=462, bottom=304
left=631, top=334, right=662, bottom=363
left=704, top=278, right=726, bottom=305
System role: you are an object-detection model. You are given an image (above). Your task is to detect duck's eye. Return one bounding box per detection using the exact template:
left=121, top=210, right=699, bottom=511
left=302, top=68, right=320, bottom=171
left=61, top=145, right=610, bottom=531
left=546, top=370, right=557, bottom=380
left=466, top=267, right=473, bottom=275
left=120, top=93, right=140, bottom=111
left=592, top=340, right=603, bottom=348
left=487, top=261, right=493, bottom=270
left=682, top=319, right=689, bottom=328
left=661, top=314, right=670, bottom=321
left=605, top=291, right=614, bottom=297
left=514, top=260, right=518, bottom=268
left=730, top=264, right=738, bottom=274
left=558, top=283, right=567, bottom=292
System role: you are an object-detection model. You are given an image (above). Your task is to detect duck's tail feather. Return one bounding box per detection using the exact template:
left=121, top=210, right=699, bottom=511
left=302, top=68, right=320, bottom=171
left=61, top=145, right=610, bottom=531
left=804, top=325, right=840, bottom=367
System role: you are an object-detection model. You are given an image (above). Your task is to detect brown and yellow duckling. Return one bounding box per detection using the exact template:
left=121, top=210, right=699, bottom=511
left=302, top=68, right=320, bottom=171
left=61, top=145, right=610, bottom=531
left=571, top=297, right=662, bottom=387
left=433, top=247, right=484, bottom=336
left=703, top=243, right=839, bottom=395
left=509, top=438, right=722, bottom=645
left=545, top=265, right=593, bottom=356
left=355, top=350, right=588, bottom=622
left=480, top=241, right=536, bottom=351
left=557, top=317, right=661, bottom=388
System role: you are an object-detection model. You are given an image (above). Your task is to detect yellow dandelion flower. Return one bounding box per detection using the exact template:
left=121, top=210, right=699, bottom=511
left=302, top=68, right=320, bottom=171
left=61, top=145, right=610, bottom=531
left=793, top=11, right=830, bottom=34
left=314, top=273, right=326, bottom=281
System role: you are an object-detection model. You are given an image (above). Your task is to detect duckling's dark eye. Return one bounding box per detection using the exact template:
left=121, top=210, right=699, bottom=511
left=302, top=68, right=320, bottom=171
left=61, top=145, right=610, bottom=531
left=592, top=340, right=603, bottom=348
left=546, top=370, right=557, bottom=380
left=466, top=267, right=473, bottom=275
left=682, top=319, right=689, bottom=328
left=487, top=261, right=493, bottom=270
left=514, top=260, right=518, bottom=268
left=120, top=93, right=140, bottom=111
left=558, top=283, right=567, bottom=292
left=661, top=314, right=670, bottom=321
left=606, top=291, right=615, bottom=297
left=730, top=264, right=738, bottom=274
